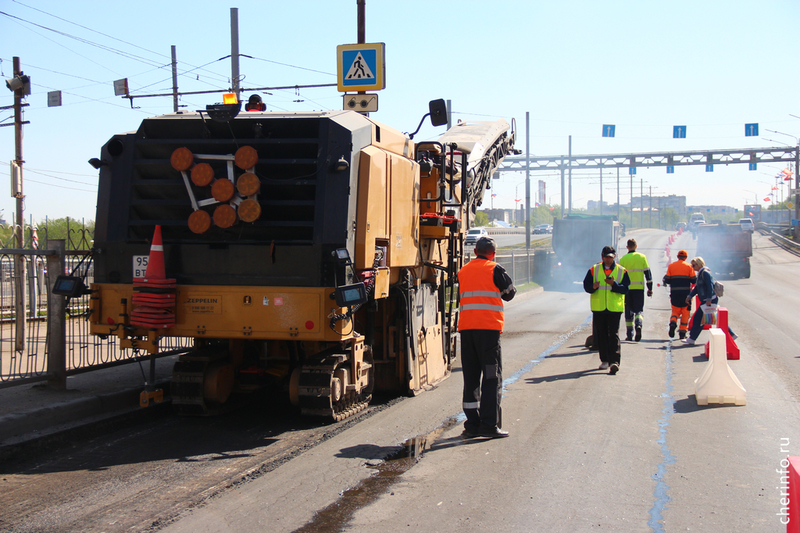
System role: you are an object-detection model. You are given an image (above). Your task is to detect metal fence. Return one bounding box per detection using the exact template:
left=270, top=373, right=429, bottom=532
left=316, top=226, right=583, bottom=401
left=467, top=248, right=554, bottom=287
left=0, top=240, right=191, bottom=389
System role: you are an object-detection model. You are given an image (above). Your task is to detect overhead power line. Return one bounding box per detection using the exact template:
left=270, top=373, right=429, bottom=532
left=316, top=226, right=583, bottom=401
left=12, top=0, right=168, bottom=61
left=0, top=10, right=165, bottom=67
left=1, top=7, right=229, bottom=84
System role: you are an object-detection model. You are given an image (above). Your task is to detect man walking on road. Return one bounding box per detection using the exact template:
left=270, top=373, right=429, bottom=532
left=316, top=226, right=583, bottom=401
left=458, top=236, right=516, bottom=439
left=583, top=246, right=630, bottom=375
left=618, top=238, right=653, bottom=341
left=663, top=249, right=696, bottom=339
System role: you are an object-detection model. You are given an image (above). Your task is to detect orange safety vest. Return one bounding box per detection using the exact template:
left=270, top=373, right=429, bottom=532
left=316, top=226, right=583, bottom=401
left=458, top=258, right=504, bottom=331
left=665, top=259, right=696, bottom=286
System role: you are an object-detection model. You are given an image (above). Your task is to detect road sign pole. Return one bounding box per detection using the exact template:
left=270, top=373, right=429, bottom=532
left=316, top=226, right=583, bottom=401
left=525, top=112, right=531, bottom=249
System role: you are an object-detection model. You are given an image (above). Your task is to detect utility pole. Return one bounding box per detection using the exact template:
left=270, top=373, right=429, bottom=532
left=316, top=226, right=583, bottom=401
left=795, top=142, right=800, bottom=240
left=568, top=136, right=572, bottom=215
left=12, top=57, right=24, bottom=249
left=640, top=178, right=644, bottom=228
left=357, top=0, right=367, bottom=103
left=171, top=45, right=179, bottom=112
left=560, top=164, right=565, bottom=220
left=525, top=112, right=531, bottom=249
left=230, top=8, right=240, bottom=98
left=599, top=169, right=603, bottom=216
left=357, top=0, right=366, bottom=43
left=9, top=56, right=28, bottom=352
left=616, top=168, right=620, bottom=222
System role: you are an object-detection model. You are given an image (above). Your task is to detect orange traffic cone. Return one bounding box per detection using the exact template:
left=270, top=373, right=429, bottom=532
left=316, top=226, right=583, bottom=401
left=136, top=225, right=176, bottom=286
left=144, top=225, right=165, bottom=279
left=131, top=225, right=177, bottom=329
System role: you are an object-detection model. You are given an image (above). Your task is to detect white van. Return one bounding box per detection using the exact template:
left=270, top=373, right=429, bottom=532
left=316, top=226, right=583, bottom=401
left=465, top=227, right=489, bottom=245
left=738, top=218, right=754, bottom=231
left=688, top=212, right=705, bottom=230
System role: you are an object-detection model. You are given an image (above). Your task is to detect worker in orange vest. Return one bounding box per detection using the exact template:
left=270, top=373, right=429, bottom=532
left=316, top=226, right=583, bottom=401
left=458, top=236, right=516, bottom=439
left=663, top=249, right=696, bottom=339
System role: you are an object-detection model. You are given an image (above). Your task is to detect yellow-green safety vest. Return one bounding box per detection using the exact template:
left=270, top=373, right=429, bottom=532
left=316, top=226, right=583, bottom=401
left=590, top=263, right=626, bottom=313
left=619, top=251, right=649, bottom=290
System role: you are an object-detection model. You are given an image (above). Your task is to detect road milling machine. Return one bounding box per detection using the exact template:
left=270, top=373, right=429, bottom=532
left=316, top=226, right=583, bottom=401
left=85, top=98, right=516, bottom=419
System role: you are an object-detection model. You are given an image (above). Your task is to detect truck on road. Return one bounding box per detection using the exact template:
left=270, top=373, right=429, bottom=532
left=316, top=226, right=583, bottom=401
left=551, top=214, right=623, bottom=285
left=696, top=223, right=752, bottom=279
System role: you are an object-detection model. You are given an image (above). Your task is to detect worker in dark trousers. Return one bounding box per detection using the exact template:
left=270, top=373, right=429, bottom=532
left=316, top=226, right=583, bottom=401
left=458, top=237, right=516, bottom=439
left=583, top=246, right=630, bottom=375
left=618, top=238, right=652, bottom=341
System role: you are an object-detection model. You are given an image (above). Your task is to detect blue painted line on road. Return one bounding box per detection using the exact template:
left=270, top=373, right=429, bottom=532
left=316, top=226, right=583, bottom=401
left=504, top=314, right=593, bottom=389
left=453, top=315, right=593, bottom=424
left=648, top=340, right=677, bottom=532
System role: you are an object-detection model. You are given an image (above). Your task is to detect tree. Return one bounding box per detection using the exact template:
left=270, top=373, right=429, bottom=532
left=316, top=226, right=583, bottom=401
left=38, top=217, right=95, bottom=251
left=473, top=211, right=489, bottom=227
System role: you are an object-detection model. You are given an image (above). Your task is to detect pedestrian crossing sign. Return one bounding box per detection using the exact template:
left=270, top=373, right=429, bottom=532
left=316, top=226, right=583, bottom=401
left=337, top=43, right=385, bottom=92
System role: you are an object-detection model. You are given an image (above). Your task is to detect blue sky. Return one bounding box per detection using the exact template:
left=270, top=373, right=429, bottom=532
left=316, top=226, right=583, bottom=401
left=1, top=0, right=798, bottom=224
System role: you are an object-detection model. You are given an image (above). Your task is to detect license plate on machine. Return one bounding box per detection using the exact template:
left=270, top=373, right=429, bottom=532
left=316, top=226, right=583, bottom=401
left=133, top=255, right=149, bottom=278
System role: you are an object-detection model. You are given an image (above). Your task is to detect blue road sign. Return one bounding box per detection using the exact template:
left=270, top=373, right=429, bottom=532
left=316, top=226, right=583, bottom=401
left=667, top=166, right=675, bottom=174
left=673, top=126, right=686, bottom=138
left=602, top=125, right=615, bottom=137
left=745, top=123, right=759, bottom=137
left=749, top=163, right=757, bottom=171
left=629, top=167, right=636, bottom=175
left=706, top=164, right=714, bottom=172
left=337, top=43, right=385, bottom=92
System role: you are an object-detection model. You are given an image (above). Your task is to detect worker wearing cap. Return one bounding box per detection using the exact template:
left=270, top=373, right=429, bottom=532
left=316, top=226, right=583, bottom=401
left=618, top=238, right=653, bottom=342
left=663, top=249, right=697, bottom=339
left=583, top=245, right=631, bottom=375
left=458, top=236, right=516, bottom=438
left=245, top=94, right=266, bottom=111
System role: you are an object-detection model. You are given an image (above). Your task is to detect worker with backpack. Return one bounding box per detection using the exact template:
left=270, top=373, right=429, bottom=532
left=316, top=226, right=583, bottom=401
left=681, top=256, right=737, bottom=345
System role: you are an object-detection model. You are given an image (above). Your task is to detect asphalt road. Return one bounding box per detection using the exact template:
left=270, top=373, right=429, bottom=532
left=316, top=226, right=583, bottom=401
left=3, top=229, right=798, bottom=533
left=160, top=229, right=800, bottom=533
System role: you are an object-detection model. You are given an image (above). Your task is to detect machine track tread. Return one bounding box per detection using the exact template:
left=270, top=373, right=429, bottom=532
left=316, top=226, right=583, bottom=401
left=171, top=357, right=233, bottom=416
left=296, top=356, right=372, bottom=421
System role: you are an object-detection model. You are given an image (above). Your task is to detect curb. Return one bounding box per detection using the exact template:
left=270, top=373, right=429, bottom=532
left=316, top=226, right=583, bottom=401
left=0, top=380, right=171, bottom=451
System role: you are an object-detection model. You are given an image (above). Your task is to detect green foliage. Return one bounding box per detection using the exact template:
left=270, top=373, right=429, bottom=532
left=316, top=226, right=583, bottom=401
left=531, top=204, right=561, bottom=224
left=474, top=211, right=489, bottom=227
left=38, top=217, right=95, bottom=250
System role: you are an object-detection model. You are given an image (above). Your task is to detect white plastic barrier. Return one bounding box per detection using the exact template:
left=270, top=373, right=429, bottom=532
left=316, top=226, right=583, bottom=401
left=694, top=328, right=746, bottom=406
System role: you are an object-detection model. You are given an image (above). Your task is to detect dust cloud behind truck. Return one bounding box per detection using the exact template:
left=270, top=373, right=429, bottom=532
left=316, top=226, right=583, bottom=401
left=696, top=223, right=752, bottom=279
left=551, top=214, right=623, bottom=285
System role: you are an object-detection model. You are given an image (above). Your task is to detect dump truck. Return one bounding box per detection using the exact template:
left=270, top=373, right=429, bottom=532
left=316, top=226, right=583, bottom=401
left=696, top=223, right=752, bottom=279
left=550, top=214, right=623, bottom=285
left=81, top=97, right=516, bottom=418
